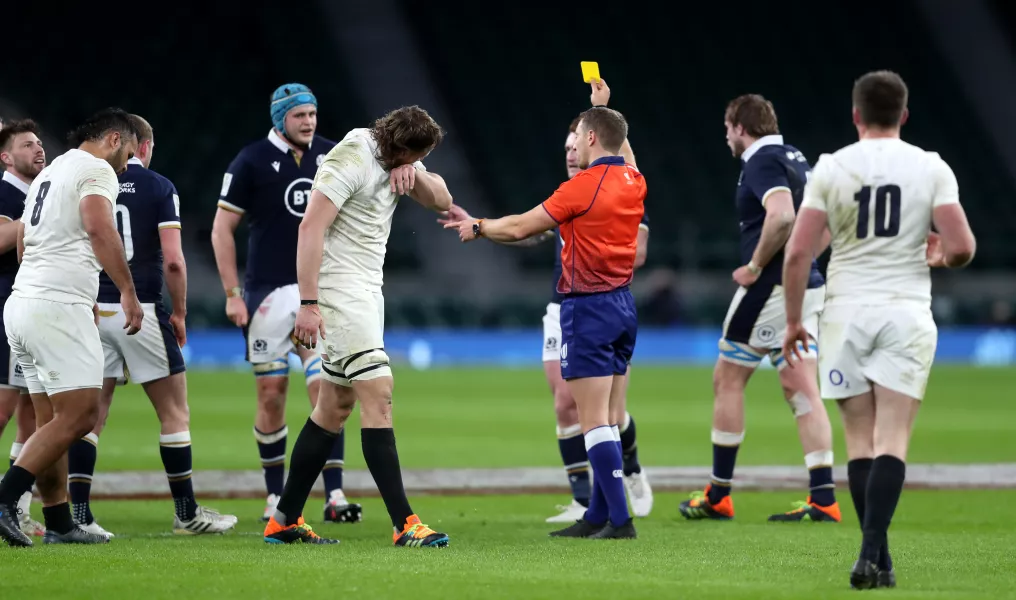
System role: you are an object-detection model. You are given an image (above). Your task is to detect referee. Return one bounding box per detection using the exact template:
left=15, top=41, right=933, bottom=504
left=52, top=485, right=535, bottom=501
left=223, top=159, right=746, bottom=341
left=447, top=79, right=646, bottom=539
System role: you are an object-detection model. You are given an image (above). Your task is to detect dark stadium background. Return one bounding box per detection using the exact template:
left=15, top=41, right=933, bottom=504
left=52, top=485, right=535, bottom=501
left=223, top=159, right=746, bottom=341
left=2, top=0, right=1014, bottom=364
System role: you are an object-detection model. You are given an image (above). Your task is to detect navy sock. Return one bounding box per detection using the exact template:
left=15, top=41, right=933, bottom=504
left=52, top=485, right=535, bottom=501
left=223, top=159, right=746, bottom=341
left=619, top=414, right=641, bottom=475
left=848, top=458, right=892, bottom=570
left=42, top=502, right=76, bottom=535
left=585, top=426, right=630, bottom=527
left=860, top=455, right=906, bottom=563
left=254, top=425, right=287, bottom=497
left=0, top=464, right=35, bottom=506
left=321, top=428, right=345, bottom=497
left=557, top=425, right=590, bottom=507
left=160, top=432, right=198, bottom=521
left=805, top=450, right=836, bottom=506
left=708, top=429, right=743, bottom=504
left=68, top=436, right=98, bottom=525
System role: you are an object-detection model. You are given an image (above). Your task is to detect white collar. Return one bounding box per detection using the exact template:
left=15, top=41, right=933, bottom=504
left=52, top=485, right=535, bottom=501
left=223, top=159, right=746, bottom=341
left=128, top=157, right=144, bottom=167
left=740, top=134, right=784, bottom=163
left=1, top=170, right=30, bottom=194
left=268, top=129, right=312, bottom=153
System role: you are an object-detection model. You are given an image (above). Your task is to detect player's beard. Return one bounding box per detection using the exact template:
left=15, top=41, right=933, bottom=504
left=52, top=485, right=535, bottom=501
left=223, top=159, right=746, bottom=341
left=731, top=138, right=746, bottom=159
left=14, top=156, right=42, bottom=179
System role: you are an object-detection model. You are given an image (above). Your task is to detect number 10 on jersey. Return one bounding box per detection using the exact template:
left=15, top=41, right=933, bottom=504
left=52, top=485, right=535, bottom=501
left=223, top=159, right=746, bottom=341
left=854, top=184, right=901, bottom=239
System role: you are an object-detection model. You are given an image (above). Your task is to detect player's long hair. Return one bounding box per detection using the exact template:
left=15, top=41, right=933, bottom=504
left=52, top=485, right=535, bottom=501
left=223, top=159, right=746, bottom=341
left=370, top=106, right=444, bottom=171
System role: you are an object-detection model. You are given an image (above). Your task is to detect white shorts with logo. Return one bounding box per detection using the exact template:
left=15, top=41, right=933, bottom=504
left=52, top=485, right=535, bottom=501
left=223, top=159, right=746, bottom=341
left=319, top=286, right=386, bottom=387
left=99, top=302, right=186, bottom=384
left=4, top=296, right=103, bottom=395
left=818, top=302, right=937, bottom=401
left=720, top=284, right=825, bottom=369
left=542, top=302, right=562, bottom=362
left=245, top=284, right=299, bottom=366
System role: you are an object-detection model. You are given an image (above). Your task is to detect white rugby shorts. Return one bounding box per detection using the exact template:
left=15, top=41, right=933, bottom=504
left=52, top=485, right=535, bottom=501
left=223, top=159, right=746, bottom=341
left=4, top=296, right=103, bottom=395
left=99, top=302, right=186, bottom=384
left=818, top=302, right=937, bottom=401
left=318, top=286, right=386, bottom=387
left=246, top=284, right=300, bottom=365
left=542, top=302, right=562, bottom=362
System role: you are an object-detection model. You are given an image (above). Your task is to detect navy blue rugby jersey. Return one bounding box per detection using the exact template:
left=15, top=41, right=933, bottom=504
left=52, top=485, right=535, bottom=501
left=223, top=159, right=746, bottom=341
left=735, top=135, right=823, bottom=288
left=217, top=130, right=336, bottom=292
left=0, top=171, right=28, bottom=295
left=98, top=158, right=181, bottom=303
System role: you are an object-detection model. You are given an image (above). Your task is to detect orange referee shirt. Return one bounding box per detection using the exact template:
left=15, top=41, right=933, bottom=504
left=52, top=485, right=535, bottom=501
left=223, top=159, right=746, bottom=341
left=542, top=155, right=647, bottom=295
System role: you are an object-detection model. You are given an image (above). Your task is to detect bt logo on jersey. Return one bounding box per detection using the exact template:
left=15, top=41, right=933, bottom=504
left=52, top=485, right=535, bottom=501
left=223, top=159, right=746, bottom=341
left=284, top=178, right=315, bottom=217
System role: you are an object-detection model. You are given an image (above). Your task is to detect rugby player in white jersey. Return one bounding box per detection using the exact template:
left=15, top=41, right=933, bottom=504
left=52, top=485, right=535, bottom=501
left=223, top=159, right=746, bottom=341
left=263, top=106, right=452, bottom=546
left=782, top=71, right=976, bottom=589
left=0, top=108, right=143, bottom=547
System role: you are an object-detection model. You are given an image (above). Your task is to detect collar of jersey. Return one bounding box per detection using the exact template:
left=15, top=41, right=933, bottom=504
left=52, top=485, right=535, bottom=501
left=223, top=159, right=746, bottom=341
left=587, top=155, right=626, bottom=168
left=1, top=170, right=29, bottom=194
left=740, top=134, right=784, bottom=163
left=267, top=128, right=312, bottom=153
left=127, top=157, right=144, bottom=167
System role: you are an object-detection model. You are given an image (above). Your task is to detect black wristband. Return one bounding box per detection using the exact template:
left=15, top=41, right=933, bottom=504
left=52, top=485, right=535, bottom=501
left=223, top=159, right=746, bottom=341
left=300, top=299, right=318, bottom=306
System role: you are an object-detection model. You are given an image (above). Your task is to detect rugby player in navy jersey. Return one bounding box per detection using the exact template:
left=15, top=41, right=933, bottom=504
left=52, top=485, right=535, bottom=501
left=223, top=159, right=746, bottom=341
left=679, top=95, right=840, bottom=523
left=0, top=119, right=46, bottom=536
left=211, top=84, right=360, bottom=523
left=66, top=115, right=237, bottom=538
left=438, top=84, right=652, bottom=523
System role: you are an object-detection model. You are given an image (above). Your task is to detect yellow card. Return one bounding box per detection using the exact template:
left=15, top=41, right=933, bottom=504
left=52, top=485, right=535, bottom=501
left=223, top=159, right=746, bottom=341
left=581, top=61, right=600, bottom=83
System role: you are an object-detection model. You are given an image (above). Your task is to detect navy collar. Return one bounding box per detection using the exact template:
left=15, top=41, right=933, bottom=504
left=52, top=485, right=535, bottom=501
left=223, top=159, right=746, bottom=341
left=587, top=155, right=625, bottom=168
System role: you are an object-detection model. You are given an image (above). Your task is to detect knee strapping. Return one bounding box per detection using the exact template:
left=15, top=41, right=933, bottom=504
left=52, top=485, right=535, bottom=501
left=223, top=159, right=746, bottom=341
left=788, top=392, right=814, bottom=417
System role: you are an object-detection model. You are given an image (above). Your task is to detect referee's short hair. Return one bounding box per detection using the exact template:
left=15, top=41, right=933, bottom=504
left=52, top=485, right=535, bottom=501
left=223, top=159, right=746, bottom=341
left=578, top=107, right=628, bottom=153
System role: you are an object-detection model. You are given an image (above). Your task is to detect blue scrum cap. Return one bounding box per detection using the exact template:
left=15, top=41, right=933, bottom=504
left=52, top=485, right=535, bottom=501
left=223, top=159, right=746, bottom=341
left=270, top=83, right=317, bottom=136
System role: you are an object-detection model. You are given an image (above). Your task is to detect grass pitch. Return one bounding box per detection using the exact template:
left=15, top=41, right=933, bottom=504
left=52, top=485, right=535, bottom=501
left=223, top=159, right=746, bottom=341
left=1, top=366, right=1014, bottom=598
left=2, top=492, right=1015, bottom=599
left=2, top=366, right=1011, bottom=472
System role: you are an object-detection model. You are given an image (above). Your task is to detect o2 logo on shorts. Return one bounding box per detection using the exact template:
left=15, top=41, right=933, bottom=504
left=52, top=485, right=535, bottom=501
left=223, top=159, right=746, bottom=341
left=284, top=178, right=315, bottom=217
left=252, top=339, right=268, bottom=353
left=828, top=369, right=845, bottom=387
left=757, top=326, right=776, bottom=343
left=545, top=336, right=558, bottom=351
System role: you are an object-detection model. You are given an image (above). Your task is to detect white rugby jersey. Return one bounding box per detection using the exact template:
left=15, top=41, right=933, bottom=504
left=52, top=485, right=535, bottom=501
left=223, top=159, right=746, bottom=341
left=15, top=149, right=119, bottom=305
left=312, top=128, right=425, bottom=290
left=801, top=138, right=959, bottom=306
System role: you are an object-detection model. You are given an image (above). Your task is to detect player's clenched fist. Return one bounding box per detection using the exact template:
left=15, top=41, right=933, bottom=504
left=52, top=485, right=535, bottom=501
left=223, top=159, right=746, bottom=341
left=389, top=164, right=416, bottom=195
left=121, top=291, right=144, bottom=335
left=294, top=304, right=326, bottom=349
left=590, top=78, right=611, bottom=107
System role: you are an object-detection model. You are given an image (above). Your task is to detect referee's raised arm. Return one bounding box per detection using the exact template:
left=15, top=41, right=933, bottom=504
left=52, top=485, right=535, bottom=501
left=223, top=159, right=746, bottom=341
left=445, top=84, right=646, bottom=540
